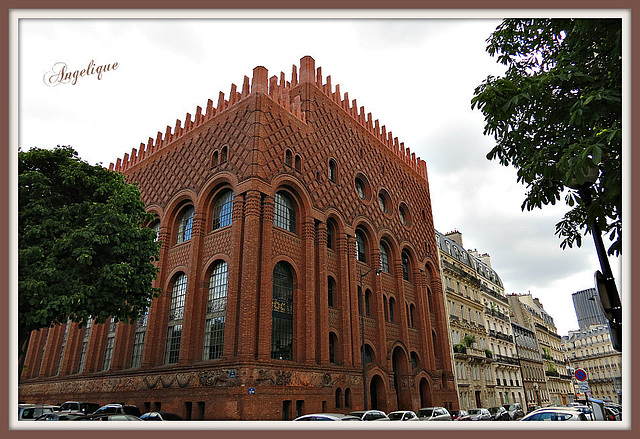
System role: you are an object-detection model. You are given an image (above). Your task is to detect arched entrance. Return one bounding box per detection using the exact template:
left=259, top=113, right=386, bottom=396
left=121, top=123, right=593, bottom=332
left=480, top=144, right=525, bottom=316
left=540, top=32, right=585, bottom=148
left=419, top=377, right=432, bottom=408
left=391, top=346, right=412, bottom=410
left=369, top=374, right=386, bottom=411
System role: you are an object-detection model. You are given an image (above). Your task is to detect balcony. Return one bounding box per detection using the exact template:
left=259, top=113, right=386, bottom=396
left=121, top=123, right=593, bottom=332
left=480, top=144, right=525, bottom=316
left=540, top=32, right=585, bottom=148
left=488, top=329, right=514, bottom=343
left=485, top=307, right=511, bottom=323
left=494, top=354, right=520, bottom=365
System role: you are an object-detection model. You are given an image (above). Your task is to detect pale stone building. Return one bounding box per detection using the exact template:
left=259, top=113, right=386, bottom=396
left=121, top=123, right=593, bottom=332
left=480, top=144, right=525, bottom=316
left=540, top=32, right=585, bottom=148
left=562, top=324, right=622, bottom=403
left=436, top=231, right=525, bottom=411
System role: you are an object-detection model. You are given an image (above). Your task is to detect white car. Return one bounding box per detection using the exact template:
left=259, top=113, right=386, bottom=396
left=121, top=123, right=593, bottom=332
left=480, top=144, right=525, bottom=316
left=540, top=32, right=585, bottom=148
left=521, top=407, right=588, bottom=421
left=18, top=404, right=57, bottom=421
left=294, top=413, right=361, bottom=421
left=387, top=410, right=420, bottom=421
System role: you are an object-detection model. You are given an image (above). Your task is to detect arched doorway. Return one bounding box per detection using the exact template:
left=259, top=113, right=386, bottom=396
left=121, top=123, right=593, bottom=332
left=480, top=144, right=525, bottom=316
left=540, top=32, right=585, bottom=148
left=369, top=374, right=386, bottom=411
left=391, top=346, right=412, bottom=410
left=419, top=377, right=432, bottom=408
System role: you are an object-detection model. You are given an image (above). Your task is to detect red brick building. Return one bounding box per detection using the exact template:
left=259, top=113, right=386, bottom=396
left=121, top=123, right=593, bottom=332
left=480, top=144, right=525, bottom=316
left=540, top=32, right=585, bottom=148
left=19, top=56, right=458, bottom=420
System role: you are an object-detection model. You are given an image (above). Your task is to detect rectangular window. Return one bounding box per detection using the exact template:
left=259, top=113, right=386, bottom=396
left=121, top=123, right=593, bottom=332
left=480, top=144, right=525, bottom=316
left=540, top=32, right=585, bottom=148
left=203, top=316, right=225, bottom=360
left=131, top=330, right=146, bottom=368
left=102, top=336, right=115, bottom=371
left=164, top=324, right=182, bottom=364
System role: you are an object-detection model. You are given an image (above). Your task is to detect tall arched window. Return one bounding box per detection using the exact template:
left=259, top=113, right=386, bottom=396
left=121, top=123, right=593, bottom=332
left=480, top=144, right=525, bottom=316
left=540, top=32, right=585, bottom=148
left=294, top=155, right=301, bottom=171
left=326, top=220, right=335, bottom=249
left=220, top=145, right=228, bottom=163
left=355, top=230, right=367, bottom=262
left=150, top=219, right=161, bottom=242
left=328, top=276, right=335, bottom=308
left=335, top=388, right=342, bottom=408
left=274, top=191, right=296, bottom=233
left=285, top=150, right=292, bottom=167
left=365, top=289, right=372, bottom=316
left=329, top=332, right=337, bottom=364
left=402, top=251, right=410, bottom=281
left=344, top=388, right=351, bottom=408
left=212, top=190, right=234, bottom=230
left=165, top=273, right=187, bottom=364
left=379, top=242, right=390, bottom=273
left=389, top=297, right=396, bottom=323
left=203, top=261, right=228, bottom=360
left=271, top=262, right=294, bottom=360
left=410, top=304, right=416, bottom=328
left=176, top=205, right=194, bottom=244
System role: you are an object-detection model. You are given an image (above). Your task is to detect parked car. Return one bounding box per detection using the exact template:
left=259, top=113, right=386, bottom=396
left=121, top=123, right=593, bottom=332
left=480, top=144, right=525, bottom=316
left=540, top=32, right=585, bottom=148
left=449, top=409, right=468, bottom=421
left=521, top=407, right=588, bottom=421
left=604, top=404, right=621, bottom=421
left=75, top=413, right=143, bottom=421
left=92, top=403, right=142, bottom=417
left=502, top=403, right=524, bottom=420
left=58, top=401, right=100, bottom=414
left=458, top=408, right=491, bottom=421
left=387, top=410, right=420, bottom=421
left=18, top=404, right=57, bottom=421
left=293, top=413, right=361, bottom=421
left=416, top=407, right=452, bottom=421
left=347, top=410, right=389, bottom=421
left=140, top=411, right=184, bottom=421
left=488, top=406, right=510, bottom=421
left=35, top=411, right=86, bottom=421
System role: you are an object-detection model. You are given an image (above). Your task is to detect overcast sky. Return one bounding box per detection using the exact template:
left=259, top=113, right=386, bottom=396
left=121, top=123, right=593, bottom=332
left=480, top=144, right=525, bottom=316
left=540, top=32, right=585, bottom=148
left=16, top=11, right=625, bottom=336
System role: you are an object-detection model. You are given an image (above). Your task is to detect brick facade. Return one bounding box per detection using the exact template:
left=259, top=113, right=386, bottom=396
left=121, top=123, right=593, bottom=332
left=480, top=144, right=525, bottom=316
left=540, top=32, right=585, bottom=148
left=19, top=56, right=458, bottom=420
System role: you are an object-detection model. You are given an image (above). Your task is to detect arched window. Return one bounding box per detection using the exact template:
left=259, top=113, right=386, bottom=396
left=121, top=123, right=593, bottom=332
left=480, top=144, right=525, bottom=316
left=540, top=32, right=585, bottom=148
left=329, top=332, right=337, bottom=364
left=274, top=191, right=296, bottom=233
left=326, top=220, right=335, bottom=250
left=149, top=218, right=161, bottom=242
left=335, top=388, right=342, bottom=408
left=410, top=304, right=416, bottom=328
left=344, top=388, right=351, bottom=408
left=361, top=344, right=373, bottom=364
left=365, top=289, right=372, bottom=316
left=203, top=261, right=228, bottom=360
left=410, top=352, right=419, bottom=369
left=271, top=262, right=294, bottom=360
left=294, top=155, right=301, bottom=171
left=355, top=178, right=365, bottom=199
left=328, top=159, right=336, bottom=182
left=402, top=251, right=410, bottom=281
left=328, top=276, right=335, bottom=308
left=211, top=151, right=219, bottom=167
left=212, top=189, right=234, bottom=230
left=389, top=297, right=396, bottom=323
left=379, top=242, right=390, bottom=273
left=176, top=205, right=194, bottom=244
left=165, top=273, right=187, bottom=364
left=355, top=230, right=367, bottom=262
left=285, top=150, right=292, bottom=167
left=220, top=145, right=228, bottom=163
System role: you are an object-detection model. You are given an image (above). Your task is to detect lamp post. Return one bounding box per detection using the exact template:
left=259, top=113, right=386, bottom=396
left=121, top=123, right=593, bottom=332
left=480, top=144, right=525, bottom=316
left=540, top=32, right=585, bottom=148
left=566, top=172, right=622, bottom=352
left=358, top=265, right=381, bottom=410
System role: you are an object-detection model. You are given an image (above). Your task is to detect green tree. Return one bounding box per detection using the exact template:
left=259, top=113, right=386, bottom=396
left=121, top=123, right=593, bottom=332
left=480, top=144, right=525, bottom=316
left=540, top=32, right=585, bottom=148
left=471, top=18, right=622, bottom=256
left=18, top=146, right=160, bottom=378
left=463, top=334, right=476, bottom=347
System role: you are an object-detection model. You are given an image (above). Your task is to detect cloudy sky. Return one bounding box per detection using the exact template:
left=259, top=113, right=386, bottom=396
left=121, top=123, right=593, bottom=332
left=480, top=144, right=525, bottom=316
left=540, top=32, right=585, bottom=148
left=15, top=10, right=625, bottom=336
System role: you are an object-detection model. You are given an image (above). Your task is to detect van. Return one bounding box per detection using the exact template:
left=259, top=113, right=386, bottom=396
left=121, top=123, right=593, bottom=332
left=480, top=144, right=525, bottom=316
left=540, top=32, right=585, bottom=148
left=59, top=401, right=101, bottom=414
left=18, top=404, right=57, bottom=420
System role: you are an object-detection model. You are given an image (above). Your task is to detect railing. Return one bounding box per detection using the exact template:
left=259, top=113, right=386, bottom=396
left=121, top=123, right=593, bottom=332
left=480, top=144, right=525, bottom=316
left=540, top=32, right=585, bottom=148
left=494, top=354, right=520, bottom=365
left=485, top=308, right=511, bottom=323
left=482, top=286, right=509, bottom=304
left=488, top=329, right=514, bottom=343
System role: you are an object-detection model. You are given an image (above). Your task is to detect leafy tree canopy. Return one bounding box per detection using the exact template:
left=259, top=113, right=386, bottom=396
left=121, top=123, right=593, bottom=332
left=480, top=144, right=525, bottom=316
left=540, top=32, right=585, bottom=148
left=18, top=146, right=160, bottom=350
left=471, top=18, right=622, bottom=256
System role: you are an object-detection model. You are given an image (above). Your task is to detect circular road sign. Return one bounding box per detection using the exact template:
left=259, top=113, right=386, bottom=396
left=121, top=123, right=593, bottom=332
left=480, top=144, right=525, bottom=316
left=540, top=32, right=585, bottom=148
left=575, top=368, right=587, bottom=381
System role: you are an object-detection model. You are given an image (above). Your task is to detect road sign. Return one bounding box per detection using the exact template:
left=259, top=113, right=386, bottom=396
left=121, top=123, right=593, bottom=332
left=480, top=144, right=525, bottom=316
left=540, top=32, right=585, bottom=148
left=575, top=368, right=587, bottom=381
left=248, top=387, right=255, bottom=394
left=577, top=382, right=591, bottom=394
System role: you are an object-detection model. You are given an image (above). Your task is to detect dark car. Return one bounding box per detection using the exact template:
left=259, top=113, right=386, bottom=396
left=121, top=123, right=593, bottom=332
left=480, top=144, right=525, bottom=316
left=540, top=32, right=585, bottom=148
left=450, top=409, right=468, bottom=421
left=140, top=411, right=184, bottom=421
left=347, top=410, right=389, bottom=421
left=502, top=403, right=524, bottom=420
left=92, top=403, right=142, bottom=417
left=58, top=401, right=101, bottom=415
left=488, top=406, right=511, bottom=421
left=75, top=413, right=142, bottom=421
left=35, top=411, right=86, bottom=421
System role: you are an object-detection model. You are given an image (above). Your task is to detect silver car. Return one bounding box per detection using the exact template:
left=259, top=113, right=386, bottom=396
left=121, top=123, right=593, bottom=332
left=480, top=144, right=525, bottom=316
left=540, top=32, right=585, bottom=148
left=417, top=407, right=452, bottom=421
left=18, top=404, right=57, bottom=421
left=459, top=408, right=491, bottom=421
left=348, top=410, right=390, bottom=421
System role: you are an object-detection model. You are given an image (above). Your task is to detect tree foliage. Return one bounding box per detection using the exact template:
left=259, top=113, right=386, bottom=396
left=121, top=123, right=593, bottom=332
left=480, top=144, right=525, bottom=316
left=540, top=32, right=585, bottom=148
left=18, top=146, right=160, bottom=353
left=471, top=18, right=622, bottom=256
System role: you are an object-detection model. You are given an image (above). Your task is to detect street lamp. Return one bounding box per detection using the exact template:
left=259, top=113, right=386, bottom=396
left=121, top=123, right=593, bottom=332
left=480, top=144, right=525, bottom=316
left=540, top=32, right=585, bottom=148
left=358, top=265, right=381, bottom=410
left=566, top=169, right=622, bottom=352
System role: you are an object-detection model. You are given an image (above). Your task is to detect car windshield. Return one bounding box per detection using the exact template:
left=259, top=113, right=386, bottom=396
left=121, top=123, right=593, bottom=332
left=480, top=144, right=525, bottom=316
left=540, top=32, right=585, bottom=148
left=418, top=409, right=433, bottom=417
left=388, top=413, right=404, bottom=420
left=488, top=408, right=499, bottom=413
left=468, top=409, right=481, bottom=415
left=503, top=405, right=516, bottom=410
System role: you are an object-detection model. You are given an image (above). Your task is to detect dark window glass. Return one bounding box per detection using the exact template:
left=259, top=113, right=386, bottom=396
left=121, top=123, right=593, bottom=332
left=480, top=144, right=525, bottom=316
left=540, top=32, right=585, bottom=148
left=176, top=205, right=194, bottom=243
left=326, top=221, right=335, bottom=249
left=355, top=178, right=365, bottom=199
left=271, top=262, right=294, bottom=360
left=329, top=160, right=336, bottom=182
left=355, top=230, right=366, bottom=262
left=328, top=277, right=335, bottom=307
left=204, top=261, right=228, bottom=360
left=380, top=243, right=390, bottom=272
left=402, top=252, right=410, bottom=281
